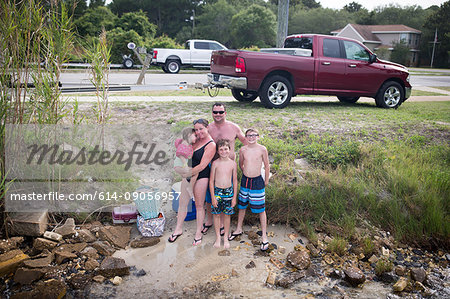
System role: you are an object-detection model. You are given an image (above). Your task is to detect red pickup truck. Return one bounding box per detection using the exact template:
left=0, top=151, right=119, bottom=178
left=208, top=34, right=411, bottom=109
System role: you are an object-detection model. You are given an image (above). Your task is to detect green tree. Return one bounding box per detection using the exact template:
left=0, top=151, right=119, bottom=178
left=230, top=4, right=276, bottom=48
left=74, top=6, right=117, bottom=37
left=424, top=1, right=450, bottom=68
left=390, top=40, right=410, bottom=66
left=289, top=7, right=353, bottom=35
left=196, top=0, right=237, bottom=46
left=344, top=2, right=363, bottom=13
left=106, top=28, right=144, bottom=63
left=116, top=10, right=157, bottom=40
left=89, top=0, right=105, bottom=8
left=64, top=0, right=87, bottom=17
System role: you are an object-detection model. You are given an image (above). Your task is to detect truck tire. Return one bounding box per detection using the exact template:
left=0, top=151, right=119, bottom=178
left=165, top=60, right=181, bottom=74
left=259, top=75, right=292, bottom=109
left=231, top=89, right=258, bottom=102
left=123, top=58, right=134, bottom=69
left=375, top=81, right=404, bottom=109
left=337, top=96, right=359, bottom=103
left=162, top=65, right=170, bottom=73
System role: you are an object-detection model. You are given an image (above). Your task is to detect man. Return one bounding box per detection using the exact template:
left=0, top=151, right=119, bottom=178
left=208, top=102, right=247, bottom=160
left=201, top=102, right=248, bottom=235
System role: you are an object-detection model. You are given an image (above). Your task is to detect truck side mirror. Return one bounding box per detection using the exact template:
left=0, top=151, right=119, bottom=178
left=369, top=53, right=377, bottom=64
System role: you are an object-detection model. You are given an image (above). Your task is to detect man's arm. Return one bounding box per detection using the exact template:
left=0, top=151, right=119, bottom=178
left=234, top=123, right=248, bottom=146
left=238, top=147, right=245, bottom=172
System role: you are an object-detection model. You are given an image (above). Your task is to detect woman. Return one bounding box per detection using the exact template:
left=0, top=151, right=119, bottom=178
left=169, top=119, right=215, bottom=246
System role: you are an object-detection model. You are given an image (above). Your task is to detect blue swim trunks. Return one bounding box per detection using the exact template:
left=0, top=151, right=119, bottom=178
left=238, top=174, right=265, bottom=214
left=211, top=186, right=235, bottom=215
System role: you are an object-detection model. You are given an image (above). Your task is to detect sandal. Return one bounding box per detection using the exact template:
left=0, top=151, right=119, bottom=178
left=193, top=236, right=203, bottom=246
left=220, top=227, right=225, bottom=236
left=228, top=231, right=243, bottom=241
left=260, top=241, right=269, bottom=251
left=168, top=233, right=182, bottom=243
left=201, top=223, right=212, bottom=234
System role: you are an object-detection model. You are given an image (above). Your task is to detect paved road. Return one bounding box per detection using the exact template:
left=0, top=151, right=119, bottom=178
left=59, top=70, right=450, bottom=90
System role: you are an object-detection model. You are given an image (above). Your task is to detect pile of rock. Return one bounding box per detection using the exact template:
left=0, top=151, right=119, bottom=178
left=0, top=217, right=159, bottom=298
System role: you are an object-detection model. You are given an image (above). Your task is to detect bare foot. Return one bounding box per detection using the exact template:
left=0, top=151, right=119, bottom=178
left=213, top=239, right=221, bottom=248
left=224, top=240, right=230, bottom=249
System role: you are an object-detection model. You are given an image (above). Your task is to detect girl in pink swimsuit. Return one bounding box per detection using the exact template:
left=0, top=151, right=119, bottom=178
left=174, top=127, right=197, bottom=198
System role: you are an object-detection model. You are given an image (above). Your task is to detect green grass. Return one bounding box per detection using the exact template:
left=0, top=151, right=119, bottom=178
left=411, top=89, right=447, bottom=96
left=82, top=100, right=449, bottom=248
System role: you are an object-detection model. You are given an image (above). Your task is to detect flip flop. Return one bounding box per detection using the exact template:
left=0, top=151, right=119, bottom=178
left=193, top=236, right=203, bottom=246
left=228, top=231, right=243, bottom=241
left=201, top=223, right=212, bottom=234
left=220, top=227, right=225, bottom=236
left=260, top=241, right=269, bottom=251
left=168, top=233, right=182, bottom=243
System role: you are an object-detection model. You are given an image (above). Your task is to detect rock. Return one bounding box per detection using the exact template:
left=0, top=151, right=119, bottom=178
left=33, top=237, right=58, bottom=252
left=130, top=237, right=160, bottom=248
left=380, top=272, right=398, bottom=283
left=74, top=229, right=96, bottom=243
left=231, top=269, right=239, bottom=277
left=23, top=254, right=53, bottom=268
left=56, top=242, right=87, bottom=254
left=97, top=256, right=129, bottom=278
left=393, top=277, right=408, bottom=292
left=112, top=276, right=123, bottom=285
left=328, top=269, right=343, bottom=279
left=410, top=267, right=427, bottom=283
left=55, top=218, right=76, bottom=237
left=344, top=266, right=366, bottom=287
left=218, top=250, right=230, bottom=256
left=92, top=241, right=116, bottom=256
left=382, top=246, right=390, bottom=257
left=276, top=271, right=306, bottom=288
left=0, top=249, right=30, bottom=277
left=368, top=254, right=379, bottom=264
left=68, top=273, right=92, bottom=289
left=278, top=246, right=286, bottom=254
left=247, top=231, right=259, bottom=240
left=306, top=243, right=319, bottom=257
left=93, top=274, right=105, bottom=283
left=245, top=260, right=256, bottom=269
left=11, top=278, right=66, bottom=299
left=0, top=238, right=21, bottom=254
left=394, top=265, right=407, bottom=276
left=7, top=211, right=48, bottom=237
left=135, top=269, right=146, bottom=277
left=85, top=258, right=100, bottom=271
left=287, top=250, right=311, bottom=270
left=265, top=271, right=276, bottom=285
left=54, top=250, right=77, bottom=264
left=98, top=226, right=131, bottom=249
left=44, top=231, right=63, bottom=242
left=324, top=236, right=333, bottom=244
left=13, top=267, right=45, bottom=284
left=81, top=246, right=99, bottom=260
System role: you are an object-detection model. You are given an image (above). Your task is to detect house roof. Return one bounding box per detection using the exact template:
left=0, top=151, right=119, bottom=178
left=331, top=24, right=422, bottom=41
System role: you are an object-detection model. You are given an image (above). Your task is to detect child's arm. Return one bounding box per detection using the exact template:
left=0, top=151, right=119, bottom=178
left=262, top=146, right=270, bottom=185
left=209, top=162, right=218, bottom=207
left=232, top=162, right=238, bottom=207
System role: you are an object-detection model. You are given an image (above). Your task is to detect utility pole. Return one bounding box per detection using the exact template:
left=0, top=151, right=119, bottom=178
left=277, top=0, right=289, bottom=48
left=430, top=28, right=438, bottom=68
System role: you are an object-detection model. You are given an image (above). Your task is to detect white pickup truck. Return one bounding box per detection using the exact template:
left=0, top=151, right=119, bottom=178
left=151, top=39, right=227, bottom=73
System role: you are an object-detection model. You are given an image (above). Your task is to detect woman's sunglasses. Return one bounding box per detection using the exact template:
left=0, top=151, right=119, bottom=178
left=193, top=118, right=209, bottom=125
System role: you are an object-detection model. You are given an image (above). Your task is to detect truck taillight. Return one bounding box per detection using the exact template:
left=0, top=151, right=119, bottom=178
left=152, top=50, right=158, bottom=59
left=235, top=57, right=245, bottom=73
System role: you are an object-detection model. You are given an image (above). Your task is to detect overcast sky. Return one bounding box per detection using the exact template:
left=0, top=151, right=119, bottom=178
left=319, top=0, right=446, bottom=11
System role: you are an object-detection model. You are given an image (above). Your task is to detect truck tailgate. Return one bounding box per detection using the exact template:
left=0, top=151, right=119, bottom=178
left=210, top=50, right=240, bottom=76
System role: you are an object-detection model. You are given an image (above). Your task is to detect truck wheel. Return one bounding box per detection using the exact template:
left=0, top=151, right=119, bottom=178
left=375, top=81, right=404, bottom=108
left=162, top=65, right=170, bottom=73
left=337, top=96, right=359, bottom=103
left=231, top=89, right=258, bottom=102
left=123, top=58, right=134, bottom=69
left=259, top=75, right=292, bottom=109
left=165, top=60, right=180, bottom=74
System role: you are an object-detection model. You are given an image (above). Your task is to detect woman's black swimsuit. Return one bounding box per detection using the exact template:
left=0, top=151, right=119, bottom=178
left=191, top=140, right=213, bottom=180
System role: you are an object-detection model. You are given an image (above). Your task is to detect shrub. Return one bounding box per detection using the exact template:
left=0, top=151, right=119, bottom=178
left=327, top=237, right=348, bottom=256
left=375, top=258, right=393, bottom=276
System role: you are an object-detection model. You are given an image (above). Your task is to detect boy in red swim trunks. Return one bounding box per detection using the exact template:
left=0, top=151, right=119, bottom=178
left=229, top=128, right=271, bottom=251
left=209, top=139, right=238, bottom=249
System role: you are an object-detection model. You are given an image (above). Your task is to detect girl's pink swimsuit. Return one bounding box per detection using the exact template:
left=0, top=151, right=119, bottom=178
left=175, top=138, right=193, bottom=159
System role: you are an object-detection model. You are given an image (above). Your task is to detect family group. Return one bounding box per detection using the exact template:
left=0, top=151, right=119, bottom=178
left=170, top=102, right=271, bottom=251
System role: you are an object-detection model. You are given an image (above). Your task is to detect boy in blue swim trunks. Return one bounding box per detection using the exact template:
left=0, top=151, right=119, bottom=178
left=209, top=139, right=238, bottom=248
left=229, top=128, right=271, bottom=251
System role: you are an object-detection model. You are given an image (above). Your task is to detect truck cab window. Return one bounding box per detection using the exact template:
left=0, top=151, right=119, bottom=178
left=209, top=43, right=224, bottom=50
left=323, top=39, right=341, bottom=58
left=194, top=42, right=210, bottom=50
left=343, top=41, right=369, bottom=61
left=284, top=37, right=313, bottom=50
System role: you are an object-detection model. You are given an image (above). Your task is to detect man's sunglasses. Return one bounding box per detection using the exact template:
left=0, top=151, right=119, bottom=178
left=212, top=111, right=225, bottom=114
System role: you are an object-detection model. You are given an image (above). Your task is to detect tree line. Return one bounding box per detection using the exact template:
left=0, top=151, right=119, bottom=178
left=66, top=0, right=449, bottom=67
